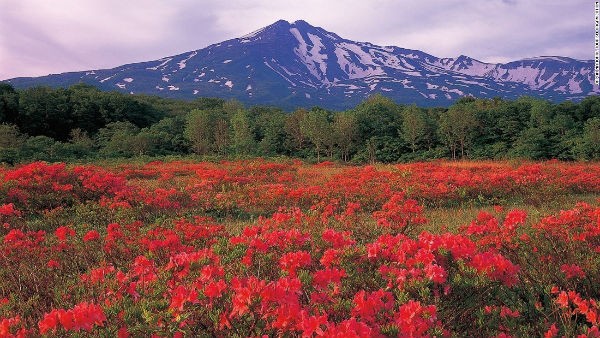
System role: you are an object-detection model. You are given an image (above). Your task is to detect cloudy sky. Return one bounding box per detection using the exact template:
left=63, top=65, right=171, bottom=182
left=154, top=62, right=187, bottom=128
left=0, top=0, right=592, bottom=80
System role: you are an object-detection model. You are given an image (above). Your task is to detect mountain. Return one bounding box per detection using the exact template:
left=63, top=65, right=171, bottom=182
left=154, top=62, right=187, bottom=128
left=5, top=20, right=598, bottom=109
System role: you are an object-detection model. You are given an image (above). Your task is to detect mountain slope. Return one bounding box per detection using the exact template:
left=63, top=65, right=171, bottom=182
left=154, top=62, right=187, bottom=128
left=5, top=20, right=598, bottom=109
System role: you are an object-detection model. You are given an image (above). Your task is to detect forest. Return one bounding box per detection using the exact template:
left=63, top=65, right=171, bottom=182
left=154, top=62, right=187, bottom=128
left=0, top=83, right=599, bottom=163
left=1, top=83, right=600, bottom=337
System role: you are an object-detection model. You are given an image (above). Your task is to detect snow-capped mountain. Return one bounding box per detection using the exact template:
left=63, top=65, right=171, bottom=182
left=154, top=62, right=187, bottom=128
left=5, top=20, right=598, bottom=109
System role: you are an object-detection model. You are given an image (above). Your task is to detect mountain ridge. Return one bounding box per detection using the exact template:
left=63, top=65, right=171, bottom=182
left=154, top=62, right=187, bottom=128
left=5, top=19, right=598, bottom=109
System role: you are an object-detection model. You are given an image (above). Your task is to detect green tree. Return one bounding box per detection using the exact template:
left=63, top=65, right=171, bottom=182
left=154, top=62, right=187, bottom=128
left=333, top=112, right=358, bottom=162
left=401, top=104, right=428, bottom=153
left=250, top=106, right=287, bottom=156
left=510, top=128, right=550, bottom=160
left=230, top=108, right=256, bottom=156
left=0, top=83, right=19, bottom=123
left=575, top=95, right=600, bottom=122
left=300, top=108, right=333, bottom=161
left=528, top=99, right=553, bottom=128
left=147, top=116, right=190, bottom=155
left=352, top=95, right=404, bottom=162
left=213, top=118, right=230, bottom=155
left=68, top=84, right=104, bottom=134
left=438, top=103, right=478, bottom=159
left=184, top=108, right=230, bottom=156
left=18, top=86, right=73, bottom=140
left=0, top=124, right=24, bottom=164
left=95, top=121, right=139, bottom=157
left=575, top=117, right=600, bottom=159
left=66, top=128, right=95, bottom=159
left=20, top=136, right=59, bottom=161
left=284, top=109, right=309, bottom=156
left=184, top=109, right=214, bottom=155
left=353, top=94, right=403, bottom=140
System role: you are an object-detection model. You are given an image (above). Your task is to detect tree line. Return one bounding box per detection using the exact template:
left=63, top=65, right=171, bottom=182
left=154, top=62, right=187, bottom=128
left=1, top=83, right=599, bottom=163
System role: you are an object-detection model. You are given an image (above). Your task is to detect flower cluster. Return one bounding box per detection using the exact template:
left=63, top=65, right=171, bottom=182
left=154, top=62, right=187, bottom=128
left=0, top=159, right=598, bottom=336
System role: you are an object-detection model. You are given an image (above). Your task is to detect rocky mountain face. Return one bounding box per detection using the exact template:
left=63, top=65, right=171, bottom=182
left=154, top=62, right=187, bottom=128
left=6, top=20, right=598, bottom=109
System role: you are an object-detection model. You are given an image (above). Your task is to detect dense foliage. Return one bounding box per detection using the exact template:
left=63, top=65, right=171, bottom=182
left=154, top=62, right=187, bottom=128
left=0, top=159, right=599, bottom=336
left=1, top=84, right=599, bottom=163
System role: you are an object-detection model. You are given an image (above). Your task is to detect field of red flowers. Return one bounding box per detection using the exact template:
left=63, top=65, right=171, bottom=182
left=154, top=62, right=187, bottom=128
left=1, top=159, right=599, bottom=337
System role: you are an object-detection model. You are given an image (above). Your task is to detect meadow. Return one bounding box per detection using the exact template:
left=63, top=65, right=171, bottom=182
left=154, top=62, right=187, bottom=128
left=0, top=159, right=599, bottom=337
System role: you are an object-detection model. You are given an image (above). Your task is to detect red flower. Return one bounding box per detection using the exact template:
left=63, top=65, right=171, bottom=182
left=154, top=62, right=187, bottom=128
left=55, top=226, right=75, bottom=242
left=1, top=316, right=22, bottom=337
left=544, top=323, right=559, bottom=338
left=83, top=230, right=100, bottom=242
left=47, top=260, right=60, bottom=269
left=470, top=252, right=520, bottom=287
left=556, top=291, right=569, bottom=308
left=0, top=203, right=21, bottom=217
left=560, top=264, right=586, bottom=279
left=38, top=302, right=106, bottom=334
left=117, top=326, right=130, bottom=338
left=169, top=285, right=198, bottom=314
left=298, top=311, right=327, bottom=337
left=503, top=209, right=527, bottom=230
left=279, top=251, right=311, bottom=276
left=38, top=312, right=59, bottom=334
left=203, top=280, right=227, bottom=300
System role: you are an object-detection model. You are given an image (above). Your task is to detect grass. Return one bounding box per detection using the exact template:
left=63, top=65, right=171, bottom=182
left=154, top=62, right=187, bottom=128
left=424, top=193, right=600, bottom=233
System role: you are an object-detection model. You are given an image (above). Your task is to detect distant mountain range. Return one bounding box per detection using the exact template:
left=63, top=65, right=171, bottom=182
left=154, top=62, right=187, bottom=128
left=5, top=19, right=598, bottom=109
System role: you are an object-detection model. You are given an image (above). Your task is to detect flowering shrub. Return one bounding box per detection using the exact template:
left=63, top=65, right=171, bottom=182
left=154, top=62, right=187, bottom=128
left=0, top=159, right=599, bottom=336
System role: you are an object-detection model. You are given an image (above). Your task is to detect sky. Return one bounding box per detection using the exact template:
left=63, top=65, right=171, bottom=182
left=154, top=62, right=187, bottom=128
left=0, top=0, right=593, bottom=80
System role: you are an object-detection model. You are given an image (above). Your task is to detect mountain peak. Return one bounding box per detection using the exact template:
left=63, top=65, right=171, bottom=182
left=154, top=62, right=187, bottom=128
left=5, top=20, right=597, bottom=109
left=292, top=19, right=310, bottom=26
left=291, top=20, right=342, bottom=41
left=269, top=19, right=331, bottom=35
left=239, top=19, right=292, bottom=40
left=270, top=19, right=292, bottom=28
left=239, top=19, right=342, bottom=45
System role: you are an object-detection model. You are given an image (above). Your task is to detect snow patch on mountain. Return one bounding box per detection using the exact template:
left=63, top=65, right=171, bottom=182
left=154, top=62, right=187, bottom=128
left=99, top=75, right=116, bottom=83
left=567, top=78, right=582, bottom=93
left=5, top=19, right=597, bottom=109
left=335, top=44, right=385, bottom=79
left=497, top=66, right=543, bottom=85
left=178, top=52, right=198, bottom=70
left=441, top=57, right=496, bottom=77
left=290, top=28, right=329, bottom=81
left=263, top=61, right=297, bottom=87
left=147, top=58, right=173, bottom=71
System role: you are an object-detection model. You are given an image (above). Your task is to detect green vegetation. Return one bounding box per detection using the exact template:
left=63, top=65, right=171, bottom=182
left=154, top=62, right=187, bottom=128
left=1, top=83, right=600, bottom=163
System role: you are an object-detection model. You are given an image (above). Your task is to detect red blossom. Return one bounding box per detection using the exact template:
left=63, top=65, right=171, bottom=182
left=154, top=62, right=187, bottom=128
left=55, top=226, right=76, bottom=242
left=83, top=230, right=100, bottom=242
left=47, top=260, right=60, bottom=269
left=279, top=251, right=312, bottom=276
left=38, top=302, right=106, bottom=334
left=470, top=251, right=520, bottom=287
left=0, top=203, right=21, bottom=217
left=544, top=323, right=559, bottom=338
left=560, top=264, right=586, bottom=279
